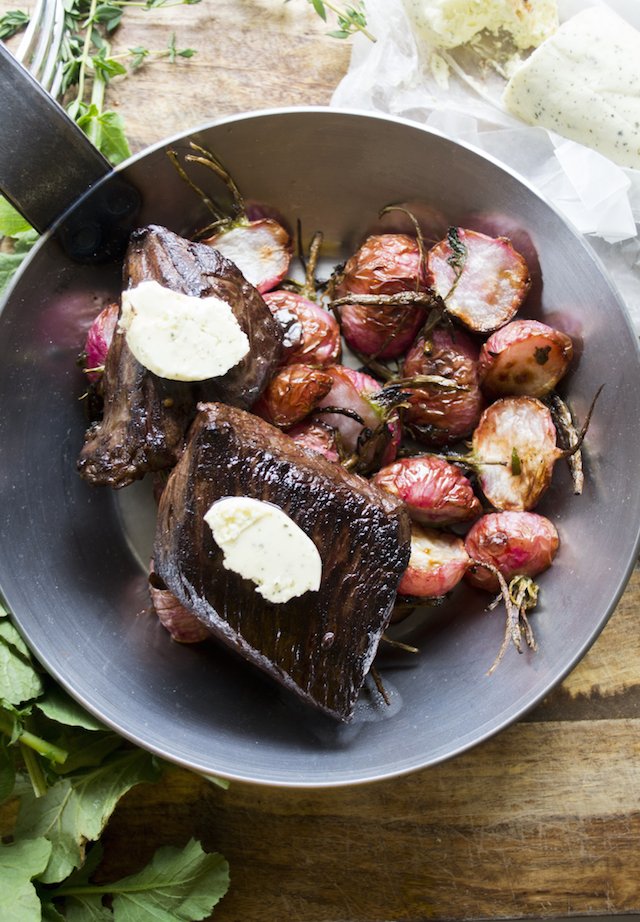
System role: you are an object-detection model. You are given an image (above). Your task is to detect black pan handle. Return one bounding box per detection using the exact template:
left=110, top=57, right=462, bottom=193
left=0, top=42, right=112, bottom=232
left=0, top=42, right=139, bottom=260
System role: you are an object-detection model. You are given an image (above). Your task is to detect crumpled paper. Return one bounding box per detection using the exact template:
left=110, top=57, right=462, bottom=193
left=330, top=0, right=640, bottom=330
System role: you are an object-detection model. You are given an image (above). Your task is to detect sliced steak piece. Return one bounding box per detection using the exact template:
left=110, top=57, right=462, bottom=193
left=77, top=331, right=192, bottom=488
left=123, top=225, right=283, bottom=407
left=78, top=225, right=283, bottom=488
left=154, top=402, right=411, bottom=721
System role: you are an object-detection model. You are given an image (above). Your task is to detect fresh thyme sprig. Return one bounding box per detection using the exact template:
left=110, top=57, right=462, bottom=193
left=0, top=8, right=29, bottom=39
left=292, top=0, right=375, bottom=42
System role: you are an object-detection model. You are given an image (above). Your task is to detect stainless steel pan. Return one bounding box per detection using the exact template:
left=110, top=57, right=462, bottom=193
left=1, top=44, right=639, bottom=787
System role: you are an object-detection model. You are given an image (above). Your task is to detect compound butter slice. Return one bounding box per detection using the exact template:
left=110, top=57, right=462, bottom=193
left=503, top=6, right=640, bottom=169
left=204, top=496, right=322, bottom=605
left=120, top=279, right=250, bottom=382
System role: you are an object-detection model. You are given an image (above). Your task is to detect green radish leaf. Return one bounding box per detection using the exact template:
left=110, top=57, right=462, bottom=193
left=0, top=196, right=32, bottom=236
left=37, top=687, right=106, bottom=732
left=51, top=731, right=124, bottom=775
left=0, top=837, right=52, bottom=922
left=55, top=839, right=229, bottom=921
left=16, top=749, right=161, bottom=883
left=0, top=620, right=44, bottom=707
left=41, top=903, right=68, bottom=922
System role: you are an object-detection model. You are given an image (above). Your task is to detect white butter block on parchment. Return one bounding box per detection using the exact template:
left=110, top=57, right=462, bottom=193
left=503, top=6, right=640, bottom=169
left=403, top=0, right=558, bottom=50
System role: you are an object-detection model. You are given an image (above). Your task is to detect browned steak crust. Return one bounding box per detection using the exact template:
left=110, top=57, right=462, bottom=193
left=154, top=402, right=411, bottom=720
left=78, top=225, right=283, bottom=488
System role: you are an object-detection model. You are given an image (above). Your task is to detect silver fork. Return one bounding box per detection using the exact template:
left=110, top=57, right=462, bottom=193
left=15, top=0, right=66, bottom=95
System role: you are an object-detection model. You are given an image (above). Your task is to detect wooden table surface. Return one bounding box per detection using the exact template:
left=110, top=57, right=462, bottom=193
left=3, top=2, right=640, bottom=919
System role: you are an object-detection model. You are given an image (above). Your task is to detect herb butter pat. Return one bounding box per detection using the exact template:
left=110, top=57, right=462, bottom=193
left=119, top=279, right=250, bottom=381
left=403, top=0, right=558, bottom=51
left=204, top=497, right=322, bottom=604
left=503, top=7, right=640, bottom=169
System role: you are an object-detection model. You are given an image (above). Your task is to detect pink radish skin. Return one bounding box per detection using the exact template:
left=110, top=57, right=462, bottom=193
left=314, top=365, right=400, bottom=464
left=149, top=569, right=211, bottom=643
left=252, top=364, right=333, bottom=429
left=428, top=228, right=530, bottom=333
left=336, top=234, right=431, bottom=359
left=263, top=290, right=341, bottom=367
left=398, top=525, right=470, bottom=598
left=473, top=396, right=560, bottom=511
left=464, top=511, right=559, bottom=593
left=373, top=455, right=482, bottom=526
left=478, top=319, right=573, bottom=398
left=287, top=420, right=341, bottom=463
left=204, top=218, right=292, bottom=293
left=402, top=326, right=485, bottom=447
left=84, top=302, right=119, bottom=382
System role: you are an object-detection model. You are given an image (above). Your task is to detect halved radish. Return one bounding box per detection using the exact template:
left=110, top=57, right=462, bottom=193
left=428, top=228, right=530, bottom=333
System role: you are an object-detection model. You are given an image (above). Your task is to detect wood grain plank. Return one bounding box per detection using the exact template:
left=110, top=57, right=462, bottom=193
left=103, top=0, right=351, bottom=152
left=95, top=718, right=640, bottom=920
left=532, top=566, right=640, bottom=719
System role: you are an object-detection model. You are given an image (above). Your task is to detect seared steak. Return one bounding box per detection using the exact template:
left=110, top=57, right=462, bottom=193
left=78, top=225, right=283, bottom=488
left=78, top=332, right=192, bottom=487
left=154, top=402, right=411, bottom=721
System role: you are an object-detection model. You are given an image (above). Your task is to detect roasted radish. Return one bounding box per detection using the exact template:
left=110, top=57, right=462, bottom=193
left=478, top=319, right=573, bottom=398
left=313, top=365, right=401, bottom=470
left=204, top=218, right=292, bottom=293
left=168, top=143, right=292, bottom=293
left=428, top=228, right=530, bottom=333
left=264, top=290, right=341, bottom=367
left=252, top=364, right=333, bottom=428
left=398, top=525, right=469, bottom=598
left=333, top=233, right=431, bottom=359
left=464, top=512, right=559, bottom=592
left=472, top=396, right=560, bottom=511
left=149, top=568, right=212, bottom=643
left=83, top=302, right=119, bottom=382
left=287, top=420, right=341, bottom=463
left=373, top=455, right=482, bottom=526
left=402, top=326, right=485, bottom=447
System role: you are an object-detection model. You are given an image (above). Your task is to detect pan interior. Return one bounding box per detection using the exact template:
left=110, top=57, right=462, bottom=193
left=1, top=109, right=639, bottom=786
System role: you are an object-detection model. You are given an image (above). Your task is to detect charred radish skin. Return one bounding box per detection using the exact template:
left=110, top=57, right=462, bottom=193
left=334, top=233, right=432, bottom=359
left=153, top=402, right=411, bottom=722
left=478, top=319, right=574, bottom=398
left=264, top=290, right=342, bottom=367
left=402, top=326, right=485, bottom=448
left=252, top=364, right=334, bottom=429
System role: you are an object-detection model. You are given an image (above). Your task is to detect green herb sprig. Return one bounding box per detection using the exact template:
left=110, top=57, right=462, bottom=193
left=0, top=602, right=229, bottom=920
left=0, top=8, right=29, bottom=39
left=292, top=0, right=375, bottom=42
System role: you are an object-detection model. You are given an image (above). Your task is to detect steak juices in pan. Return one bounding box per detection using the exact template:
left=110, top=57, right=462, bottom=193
left=77, top=166, right=582, bottom=722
